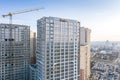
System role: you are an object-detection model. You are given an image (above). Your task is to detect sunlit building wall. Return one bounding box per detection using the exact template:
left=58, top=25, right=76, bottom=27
left=36, top=17, right=80, bottom=80
left=80, top=27, right=91, bottom=80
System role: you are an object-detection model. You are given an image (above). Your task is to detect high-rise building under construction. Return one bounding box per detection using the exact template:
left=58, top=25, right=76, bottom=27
left=36, top=17, right=80, bottom=80
left=0, top=23, right=30, bottom=80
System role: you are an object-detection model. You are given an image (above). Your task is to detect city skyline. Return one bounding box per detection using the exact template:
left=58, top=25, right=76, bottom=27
left=0, top=0, right=120, bottom=41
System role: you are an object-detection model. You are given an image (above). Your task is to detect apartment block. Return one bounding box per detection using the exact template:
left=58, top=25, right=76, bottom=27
left=29, top=64, right=36, bottom=80
left=36, top=17, right=80, bottom=80
left=80, top=27, right=91, bottom=80
left=0, top=23, right=30, bottom=80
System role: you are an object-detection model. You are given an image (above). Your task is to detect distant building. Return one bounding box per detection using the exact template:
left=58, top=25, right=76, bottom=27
left=80, top=27, right=91, bottom=80
left=30, top=31, right=36, bottom=64
left=29, top=64, right=36, bottom=80
left=0, top=24, right=30, bottom=80
left=36, top=17, right=80, bottom=80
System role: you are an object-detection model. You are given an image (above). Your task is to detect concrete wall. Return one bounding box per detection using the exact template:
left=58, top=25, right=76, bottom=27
left=80, top=27, right=91, bottom=80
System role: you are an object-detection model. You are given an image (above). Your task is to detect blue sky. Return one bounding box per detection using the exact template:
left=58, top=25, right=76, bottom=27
left=0, top=0, right=120, bottom=41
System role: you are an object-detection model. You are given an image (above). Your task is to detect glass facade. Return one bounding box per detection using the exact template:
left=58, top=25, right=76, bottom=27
left=36, top=17, right=80, bottom=80
left=29, top=64, right=36, bottom=80
left=0, top=24, right=30, bottom=80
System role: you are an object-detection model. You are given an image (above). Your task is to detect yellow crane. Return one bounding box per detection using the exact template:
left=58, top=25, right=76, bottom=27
left=2, top=7, right=44, bottom=24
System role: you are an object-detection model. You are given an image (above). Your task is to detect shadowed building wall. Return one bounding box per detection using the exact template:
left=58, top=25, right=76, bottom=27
left=0, top=23, right=30, bottom=80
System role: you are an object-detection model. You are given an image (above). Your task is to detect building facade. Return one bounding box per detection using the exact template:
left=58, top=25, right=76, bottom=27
left=80, top=27, right=91, bottom=80
left=29, top=64, right=36, bottom=80
left=30, top=31, right=36, bottom=64
left=36, top=17, right=80, bottom=80
left=0, top=24, right=30, bottom=80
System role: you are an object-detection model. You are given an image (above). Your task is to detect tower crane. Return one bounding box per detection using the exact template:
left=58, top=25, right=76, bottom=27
left=1, top=7, right=44, bottom=79
left=2, top=7, right=44, bottom=24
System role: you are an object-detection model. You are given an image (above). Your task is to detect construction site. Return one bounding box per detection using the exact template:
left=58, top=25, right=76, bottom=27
left=0, top=23, right=30, bottom=80
left=0, top=8, right=43, bottom=80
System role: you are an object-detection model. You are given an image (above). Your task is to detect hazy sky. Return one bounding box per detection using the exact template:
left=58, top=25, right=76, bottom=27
left=0, top=0, right=120, bottom=41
